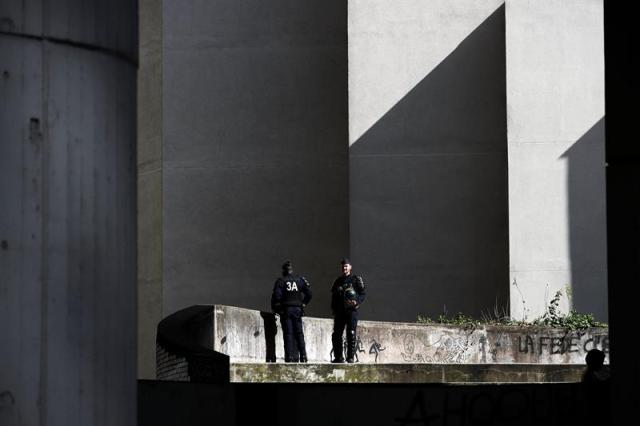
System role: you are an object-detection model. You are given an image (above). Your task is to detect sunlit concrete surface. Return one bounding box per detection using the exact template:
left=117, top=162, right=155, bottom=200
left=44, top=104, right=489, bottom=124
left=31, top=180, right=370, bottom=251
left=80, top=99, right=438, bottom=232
left=506, top=0, right=606, bottom=321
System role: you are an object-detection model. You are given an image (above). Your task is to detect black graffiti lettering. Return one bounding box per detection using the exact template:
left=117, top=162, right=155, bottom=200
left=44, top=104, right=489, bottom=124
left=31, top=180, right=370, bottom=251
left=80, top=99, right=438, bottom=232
left=395, top=390, right=440, bottom=426
left=551, top=337, right=564, bottom=354
left=568, top=336, right=580, bottom=353
left=583, top=338, right=594, bottom=352
left=518, top=336, right=527, bottom=353
left=538, top=337, right=550, bottom=355
left=518, top=335, right=535, bottom=353
left=442, top=392, right=466, bottom=426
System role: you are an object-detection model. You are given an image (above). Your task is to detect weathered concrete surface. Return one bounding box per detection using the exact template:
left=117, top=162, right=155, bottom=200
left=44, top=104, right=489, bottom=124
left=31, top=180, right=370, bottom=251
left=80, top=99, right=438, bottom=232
left=230, top=362, right=587, bottom=383
left=349, top=0, right=509, bottom=321
left=506, top=0, right=607, bottom=321
left=0, top=2, right=137, bottom=425
left=212, top=305, right=608, bottom=364
left=161, top=0, right=348, bottom=320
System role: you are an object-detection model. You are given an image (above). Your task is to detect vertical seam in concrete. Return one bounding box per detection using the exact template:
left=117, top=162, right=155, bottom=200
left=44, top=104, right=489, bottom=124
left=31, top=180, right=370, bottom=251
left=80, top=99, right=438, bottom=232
left=39, top=22, right=49, bottom=426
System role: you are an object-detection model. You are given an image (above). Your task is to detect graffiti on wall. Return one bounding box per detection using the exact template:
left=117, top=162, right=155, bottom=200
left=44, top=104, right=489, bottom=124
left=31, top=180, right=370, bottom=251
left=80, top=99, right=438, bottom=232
left=517, top=332, right=609, bottom=355
left=400, top=328, right=482, bottom=364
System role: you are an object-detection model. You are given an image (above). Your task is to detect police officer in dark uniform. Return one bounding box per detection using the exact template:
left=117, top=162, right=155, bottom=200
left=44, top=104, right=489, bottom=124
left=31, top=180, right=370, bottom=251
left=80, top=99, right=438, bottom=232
left=271, top=260, right=312, bottom=362
left=331, top=258, right=366, bottom=363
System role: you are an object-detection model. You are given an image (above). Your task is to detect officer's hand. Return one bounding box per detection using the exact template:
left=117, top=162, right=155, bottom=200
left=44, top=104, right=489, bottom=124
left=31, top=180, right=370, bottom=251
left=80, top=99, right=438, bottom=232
left=346, top=300, right=357, bottom=307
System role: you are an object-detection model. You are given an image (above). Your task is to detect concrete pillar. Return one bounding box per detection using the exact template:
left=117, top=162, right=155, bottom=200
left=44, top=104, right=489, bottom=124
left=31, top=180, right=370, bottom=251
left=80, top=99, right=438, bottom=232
left=506, top=0, right=607, bottom=321
left=156, top=0, right=348, bottom=322
left=349, top=0, right=509, bottom=320
left=0, top=1, right=137, bottom=425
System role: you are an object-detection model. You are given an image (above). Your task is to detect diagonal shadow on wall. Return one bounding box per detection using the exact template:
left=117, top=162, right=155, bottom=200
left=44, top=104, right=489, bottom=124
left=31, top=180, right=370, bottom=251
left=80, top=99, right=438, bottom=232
left=561, top=117, right=608, bottom=321
left=349, top=5, right=509, bottom=320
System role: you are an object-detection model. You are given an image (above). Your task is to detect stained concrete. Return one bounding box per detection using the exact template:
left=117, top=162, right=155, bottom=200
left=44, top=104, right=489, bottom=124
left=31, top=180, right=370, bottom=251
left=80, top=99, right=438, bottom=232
left=207, top=305, right=607, bottom=365
left=506, top=0, right=607, bottom=321
left=0, top=2, right=137, bottom=425
left=230, top=362, right=587, bottom=384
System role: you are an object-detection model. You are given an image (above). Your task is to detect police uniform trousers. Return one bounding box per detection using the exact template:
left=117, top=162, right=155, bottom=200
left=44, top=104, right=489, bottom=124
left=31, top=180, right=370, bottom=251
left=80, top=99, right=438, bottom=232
left=332, top=309, right=359, bottom=360
left=280, top=306, right=306, bottom=362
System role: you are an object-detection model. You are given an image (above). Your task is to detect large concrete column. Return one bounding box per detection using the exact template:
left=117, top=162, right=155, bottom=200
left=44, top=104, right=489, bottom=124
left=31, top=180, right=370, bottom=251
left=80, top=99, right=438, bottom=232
left=0, top=1, right=137, bottom=425
left=506, top=0, right=607, bottom=321
left=349, top=0, right=509, bottom=321
left=158, top=0, right=348, bottom=318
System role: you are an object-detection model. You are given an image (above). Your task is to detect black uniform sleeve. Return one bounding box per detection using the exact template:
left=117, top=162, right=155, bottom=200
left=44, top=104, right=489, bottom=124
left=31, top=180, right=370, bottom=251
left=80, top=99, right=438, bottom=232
left=355, top=275, right=366, bottom=305
left=271, top=278, right=283, bottom=312
left=300, top=276, right=312, bottom=305
left=330, top=278, right=341, bottom=313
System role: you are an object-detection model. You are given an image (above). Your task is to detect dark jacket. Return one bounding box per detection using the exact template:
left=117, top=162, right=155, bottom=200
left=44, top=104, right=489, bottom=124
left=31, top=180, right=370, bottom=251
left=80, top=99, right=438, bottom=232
left=271, top=274, right=312, bottom=312
left=331, top=274, right=366, bottom=314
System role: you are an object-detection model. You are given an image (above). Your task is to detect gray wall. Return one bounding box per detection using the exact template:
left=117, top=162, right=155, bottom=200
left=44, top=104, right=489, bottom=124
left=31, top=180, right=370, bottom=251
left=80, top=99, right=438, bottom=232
left=506, top=0, right=606, bottom=321
left=161, top=0, right=349, bottom=317
left=349, top=1, right=509, bottom=321
left=0, top=1, right=137, bottom=425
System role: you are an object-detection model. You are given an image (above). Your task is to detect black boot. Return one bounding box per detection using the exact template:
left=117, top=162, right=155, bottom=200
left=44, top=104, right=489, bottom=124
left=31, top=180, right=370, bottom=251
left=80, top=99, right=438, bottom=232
left=346, top=332, right=356, bottom=363
left=331, top=335, right=344, bottom=363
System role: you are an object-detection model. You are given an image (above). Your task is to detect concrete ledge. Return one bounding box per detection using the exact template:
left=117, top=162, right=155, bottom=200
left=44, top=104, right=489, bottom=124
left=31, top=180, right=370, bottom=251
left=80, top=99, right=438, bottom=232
left=229, top=363, right=586, bottom=384
left=213, top=305, right=608, bottom=364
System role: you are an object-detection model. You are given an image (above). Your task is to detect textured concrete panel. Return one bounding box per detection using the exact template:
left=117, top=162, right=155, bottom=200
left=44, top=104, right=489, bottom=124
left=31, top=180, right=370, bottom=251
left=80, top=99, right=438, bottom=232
left=0, top=0, right=137, bottom=60
left=348, top=0, right=505, bottom=144
left=162, top=0, right=348, bottom=318
left=0, top=10, right=137, bottom=425
left=349, top=4, right=509, bottom=321
left=230, top=363, right=587, bottom=383
left=506, top=0, right=606, bottom=321
left=163, top=163, right=347, bottom=316
left=0, top=36, right=44, bottom=426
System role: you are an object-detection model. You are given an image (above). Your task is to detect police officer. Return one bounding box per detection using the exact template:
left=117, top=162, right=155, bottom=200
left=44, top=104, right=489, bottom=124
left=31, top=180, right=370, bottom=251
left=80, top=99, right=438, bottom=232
left=271, top=260, right=312, bottom=362
left=331, top=258, right=366, bottom=363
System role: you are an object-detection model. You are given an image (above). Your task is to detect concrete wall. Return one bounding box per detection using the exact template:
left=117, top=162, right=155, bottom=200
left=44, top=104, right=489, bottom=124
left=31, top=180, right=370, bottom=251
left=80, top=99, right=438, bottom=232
left=349, top=0, right=509, bottom=321
left=160, top=0, right=349, bottom=318
left=211, top=305, right=608, bottom=365
left=506, top=0, right=607, bottom=321
left=0, top=1, right=137, bottom=425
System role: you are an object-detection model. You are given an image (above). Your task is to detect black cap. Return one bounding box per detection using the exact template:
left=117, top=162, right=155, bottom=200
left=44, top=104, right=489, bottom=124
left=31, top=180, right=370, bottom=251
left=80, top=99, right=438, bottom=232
left=282, top=260, right=293, bottom=272
left=340, top=258, right=351, bottom=265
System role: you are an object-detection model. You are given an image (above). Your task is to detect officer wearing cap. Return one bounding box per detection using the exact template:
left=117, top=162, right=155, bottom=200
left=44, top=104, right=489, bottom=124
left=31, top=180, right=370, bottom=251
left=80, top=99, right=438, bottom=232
left=271, top=260, right=312, bottom=362
left=330, top=258, right=366, bottom=363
